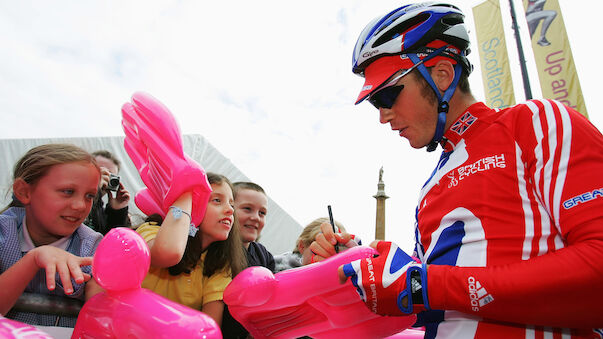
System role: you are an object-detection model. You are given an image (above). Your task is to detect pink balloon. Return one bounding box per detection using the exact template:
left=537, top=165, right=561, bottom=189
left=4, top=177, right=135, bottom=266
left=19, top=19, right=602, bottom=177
left=224, top=246, right=417, bottom=339
left=93, top=227, right=150, bottom=292
left=0, top=316, right=54, bottom=339
left=121, top=91, right=211, bottom=226
left=72, top=228, right=222, bottom=338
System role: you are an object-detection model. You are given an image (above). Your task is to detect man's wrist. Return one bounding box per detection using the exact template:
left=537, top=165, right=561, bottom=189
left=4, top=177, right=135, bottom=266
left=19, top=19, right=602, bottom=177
left=410, top=270, right=424, bottom=305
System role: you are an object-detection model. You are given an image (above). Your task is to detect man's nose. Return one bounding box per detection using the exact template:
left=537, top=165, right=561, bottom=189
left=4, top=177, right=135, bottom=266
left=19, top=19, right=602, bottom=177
left=379, top=108, right=393, bottom=124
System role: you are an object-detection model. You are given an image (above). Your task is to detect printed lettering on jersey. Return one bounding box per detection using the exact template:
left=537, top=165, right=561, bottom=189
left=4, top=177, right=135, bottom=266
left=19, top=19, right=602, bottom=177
left=563, top=187, right=603, bottom=209
left=447, top=154, right=506, bottom=188
left=450, top=111, right=477, bottom=136
left=467, top=276, right=494, bottom=312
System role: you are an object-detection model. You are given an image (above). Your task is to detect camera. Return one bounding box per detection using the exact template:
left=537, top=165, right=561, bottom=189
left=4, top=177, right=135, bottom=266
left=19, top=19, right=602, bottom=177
left=107, top=174, right=121, bottom=192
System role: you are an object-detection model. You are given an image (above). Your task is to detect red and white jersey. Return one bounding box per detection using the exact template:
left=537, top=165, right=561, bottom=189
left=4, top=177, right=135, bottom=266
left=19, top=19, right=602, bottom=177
left=413, top=101, right=603, bottom=338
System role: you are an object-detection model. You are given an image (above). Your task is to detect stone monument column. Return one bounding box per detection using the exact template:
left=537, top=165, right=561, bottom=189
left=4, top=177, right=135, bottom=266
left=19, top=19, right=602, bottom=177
left=373, top=167, right=389, bottom=240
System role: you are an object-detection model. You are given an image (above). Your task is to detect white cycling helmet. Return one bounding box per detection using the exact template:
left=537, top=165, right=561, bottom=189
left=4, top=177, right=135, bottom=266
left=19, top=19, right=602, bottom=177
left=352, top=2, right=472, bottom=151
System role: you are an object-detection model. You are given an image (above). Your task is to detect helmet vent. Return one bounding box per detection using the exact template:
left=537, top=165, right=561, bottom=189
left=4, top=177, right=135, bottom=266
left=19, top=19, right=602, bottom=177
left=372, top=12, right=430, bottom=49
left=441, top=14, right=463, bottom=27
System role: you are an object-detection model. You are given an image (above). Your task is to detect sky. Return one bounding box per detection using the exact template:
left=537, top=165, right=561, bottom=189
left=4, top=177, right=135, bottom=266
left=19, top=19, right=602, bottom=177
left=1, top=0, right=601, bottom=253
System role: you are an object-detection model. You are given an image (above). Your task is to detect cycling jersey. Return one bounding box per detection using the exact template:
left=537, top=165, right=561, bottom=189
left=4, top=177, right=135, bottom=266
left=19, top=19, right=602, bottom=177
left=414, top=100, right=603, bottom=338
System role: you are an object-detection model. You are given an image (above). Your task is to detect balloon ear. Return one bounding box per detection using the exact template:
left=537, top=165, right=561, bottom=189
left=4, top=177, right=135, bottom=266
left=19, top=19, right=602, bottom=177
left=12, top=179, right=31, bottom=205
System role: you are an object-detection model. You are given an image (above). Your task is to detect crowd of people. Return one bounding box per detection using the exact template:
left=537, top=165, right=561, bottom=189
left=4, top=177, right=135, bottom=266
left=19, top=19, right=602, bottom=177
left=0, top=143, right=345, bottom=337
left=1, top=2, right=602, bottom=339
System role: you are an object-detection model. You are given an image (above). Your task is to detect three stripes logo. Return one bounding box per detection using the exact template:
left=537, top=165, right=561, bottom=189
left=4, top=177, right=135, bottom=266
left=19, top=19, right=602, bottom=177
left=468, top=276, right=494, bottom=312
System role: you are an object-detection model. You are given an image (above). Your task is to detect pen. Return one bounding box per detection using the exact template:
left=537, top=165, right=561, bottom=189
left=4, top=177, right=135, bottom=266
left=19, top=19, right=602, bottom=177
left=327, top=205, right=339, bottom=253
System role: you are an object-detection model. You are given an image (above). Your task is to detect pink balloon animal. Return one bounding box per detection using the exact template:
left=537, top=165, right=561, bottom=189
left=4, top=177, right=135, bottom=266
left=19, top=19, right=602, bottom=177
left=72, top=228, right=221, bottom=339
left=121, top=91, right=211, bottom=226
left=224, top=246, right=417, bottom=339
left=0, top=316, right=54, bottom=339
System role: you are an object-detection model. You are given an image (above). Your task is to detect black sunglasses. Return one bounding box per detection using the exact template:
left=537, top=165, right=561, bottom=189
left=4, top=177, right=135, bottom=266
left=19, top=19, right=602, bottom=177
left=366, top=54, right=430, bottom=109
left=368, top=84, right=404, bottom=109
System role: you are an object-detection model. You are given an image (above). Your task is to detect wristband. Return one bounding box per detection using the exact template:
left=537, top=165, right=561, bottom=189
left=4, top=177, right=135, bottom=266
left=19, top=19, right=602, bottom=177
left=168, top=206, right=192, bottom=224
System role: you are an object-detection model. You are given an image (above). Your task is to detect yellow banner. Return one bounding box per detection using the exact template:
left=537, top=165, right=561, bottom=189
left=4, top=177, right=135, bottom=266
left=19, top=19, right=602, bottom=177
left=523, top=0, right=588, bottom=117
left=473, top=0, right=516, bottom=108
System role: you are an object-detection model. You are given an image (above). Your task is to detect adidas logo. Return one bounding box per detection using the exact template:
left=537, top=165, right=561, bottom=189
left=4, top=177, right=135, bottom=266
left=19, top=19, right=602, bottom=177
left=467, top=276, right=494, bottom=312
left=411, top=277, right=422, bottom=293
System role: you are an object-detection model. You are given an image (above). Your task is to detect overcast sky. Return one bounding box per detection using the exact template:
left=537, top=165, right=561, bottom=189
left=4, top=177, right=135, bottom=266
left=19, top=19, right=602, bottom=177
left=1, top=0, right=601, bottom=252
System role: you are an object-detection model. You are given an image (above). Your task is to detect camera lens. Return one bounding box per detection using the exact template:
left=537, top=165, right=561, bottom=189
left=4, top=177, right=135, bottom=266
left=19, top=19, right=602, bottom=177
left=108, top=174, right=120, bottom=191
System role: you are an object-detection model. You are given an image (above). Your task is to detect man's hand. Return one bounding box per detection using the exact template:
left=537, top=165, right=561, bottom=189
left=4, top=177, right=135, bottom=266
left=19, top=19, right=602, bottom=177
left=108, top=182, right=130, bottom=210
left=338, top=241, right=429, bottom=316
left=305, top=222, right=359, bottom=264
left=98, top=167, right=111, bottom=192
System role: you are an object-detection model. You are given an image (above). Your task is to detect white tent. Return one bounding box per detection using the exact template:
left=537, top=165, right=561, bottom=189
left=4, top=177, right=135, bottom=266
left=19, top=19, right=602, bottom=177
left=0, top=135, right=302, bottom=254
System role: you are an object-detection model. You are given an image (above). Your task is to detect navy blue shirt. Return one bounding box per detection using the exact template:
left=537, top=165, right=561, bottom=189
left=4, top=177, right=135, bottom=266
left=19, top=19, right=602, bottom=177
left=222, top=242, right=274, bottom=338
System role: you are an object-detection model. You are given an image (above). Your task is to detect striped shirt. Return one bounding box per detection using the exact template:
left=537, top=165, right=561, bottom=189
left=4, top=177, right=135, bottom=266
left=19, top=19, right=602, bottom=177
left=413, top=101, right=603, bottom=338
left=0, top=207, right=102, bottom=327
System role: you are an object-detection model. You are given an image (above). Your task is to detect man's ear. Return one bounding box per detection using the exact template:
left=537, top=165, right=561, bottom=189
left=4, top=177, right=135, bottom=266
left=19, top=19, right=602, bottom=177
left=13, top=178, right=32, bottom=205
left=432, top=60, right=456, bottom=93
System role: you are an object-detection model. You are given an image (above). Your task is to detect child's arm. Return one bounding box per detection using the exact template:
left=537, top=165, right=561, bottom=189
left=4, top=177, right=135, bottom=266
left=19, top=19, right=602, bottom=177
left=147, top=192, right=193, bottom=268
left=84, top=278, right=104, bottom=300
left=0, top=246, right=92, bottom=315
left=201, top=300, right=225, bottom=327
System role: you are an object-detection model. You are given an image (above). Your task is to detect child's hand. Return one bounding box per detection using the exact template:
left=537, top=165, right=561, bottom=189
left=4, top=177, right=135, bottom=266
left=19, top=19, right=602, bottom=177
left=30, top=246, right=93, bottom=295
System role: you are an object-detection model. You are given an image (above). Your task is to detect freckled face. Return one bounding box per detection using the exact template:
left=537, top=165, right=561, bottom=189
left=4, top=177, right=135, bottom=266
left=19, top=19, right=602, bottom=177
left=234, top=189, right=267, bottom=246
left=24, top=161, right=100, bottom=245
left=200, top=182, right=235, bottom=250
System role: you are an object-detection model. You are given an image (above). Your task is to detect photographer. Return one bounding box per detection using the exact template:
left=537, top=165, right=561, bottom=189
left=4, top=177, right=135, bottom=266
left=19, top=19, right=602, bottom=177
left=85, top=150, right=131, bottom=235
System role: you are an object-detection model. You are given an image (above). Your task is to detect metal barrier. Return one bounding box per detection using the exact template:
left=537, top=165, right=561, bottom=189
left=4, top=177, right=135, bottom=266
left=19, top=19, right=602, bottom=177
left=12, top=292, right=83, bottom=317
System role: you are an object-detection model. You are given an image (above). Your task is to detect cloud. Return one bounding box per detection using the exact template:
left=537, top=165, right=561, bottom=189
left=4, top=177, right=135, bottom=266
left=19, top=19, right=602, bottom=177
left=0, top=0, right=600, bottom=254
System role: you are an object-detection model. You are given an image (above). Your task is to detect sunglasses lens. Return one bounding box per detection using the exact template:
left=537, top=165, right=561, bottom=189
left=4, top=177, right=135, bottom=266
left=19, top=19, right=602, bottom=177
left=368, top=85, right=404, bottom=109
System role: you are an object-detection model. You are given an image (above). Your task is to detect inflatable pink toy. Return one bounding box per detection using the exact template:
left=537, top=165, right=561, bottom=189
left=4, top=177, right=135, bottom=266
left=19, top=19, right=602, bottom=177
left=121, top=91, right=211, bottom=226
left=0, top=316, right=54, bottom=339
left=224, top=246, right=417, bottom=339
left=385, top=328, right=426, bottom=338
left=72, top=228, right=221, bottom=339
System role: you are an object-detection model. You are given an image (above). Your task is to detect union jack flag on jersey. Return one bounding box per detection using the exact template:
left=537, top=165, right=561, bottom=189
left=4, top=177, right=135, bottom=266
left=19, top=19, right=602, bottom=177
left=450, top=111, right=477, bottom=135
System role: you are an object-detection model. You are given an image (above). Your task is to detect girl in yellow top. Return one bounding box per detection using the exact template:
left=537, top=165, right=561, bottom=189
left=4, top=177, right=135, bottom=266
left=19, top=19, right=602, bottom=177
left=136, top=173, right=247, bottom=326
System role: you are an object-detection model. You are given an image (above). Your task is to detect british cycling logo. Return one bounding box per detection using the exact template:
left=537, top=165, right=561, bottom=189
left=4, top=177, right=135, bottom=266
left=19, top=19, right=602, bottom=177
left=447, top=154, right=506, bottom=188
left=563, top=188, right=603, bottom=209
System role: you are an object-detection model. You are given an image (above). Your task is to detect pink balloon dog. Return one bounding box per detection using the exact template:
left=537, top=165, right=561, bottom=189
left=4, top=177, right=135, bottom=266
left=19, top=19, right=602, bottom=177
left=224, top=246, right=418, bottom=339
left=0, top=316, right=54, bottom=339
left=121, top=91, right=211, bottom=226
left=72, top=228, right=221, bottom=339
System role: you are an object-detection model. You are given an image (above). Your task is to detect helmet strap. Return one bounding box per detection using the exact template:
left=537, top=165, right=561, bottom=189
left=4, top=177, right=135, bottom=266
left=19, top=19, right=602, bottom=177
left=408, top=52, right=463, bottom=152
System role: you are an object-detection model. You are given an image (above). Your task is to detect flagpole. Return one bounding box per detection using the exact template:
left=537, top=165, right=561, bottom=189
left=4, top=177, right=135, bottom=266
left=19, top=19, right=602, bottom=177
left=508, top=0, right=533, bottom=100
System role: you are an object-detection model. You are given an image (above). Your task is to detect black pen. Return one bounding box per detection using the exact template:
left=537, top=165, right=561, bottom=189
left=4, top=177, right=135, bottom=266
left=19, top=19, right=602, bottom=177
left=327, top=205, right=339, bottom=253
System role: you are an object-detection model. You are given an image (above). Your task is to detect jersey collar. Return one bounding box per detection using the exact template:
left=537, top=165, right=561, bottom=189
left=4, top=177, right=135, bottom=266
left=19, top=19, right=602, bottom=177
left=441, top=102, right=490, bottom=152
